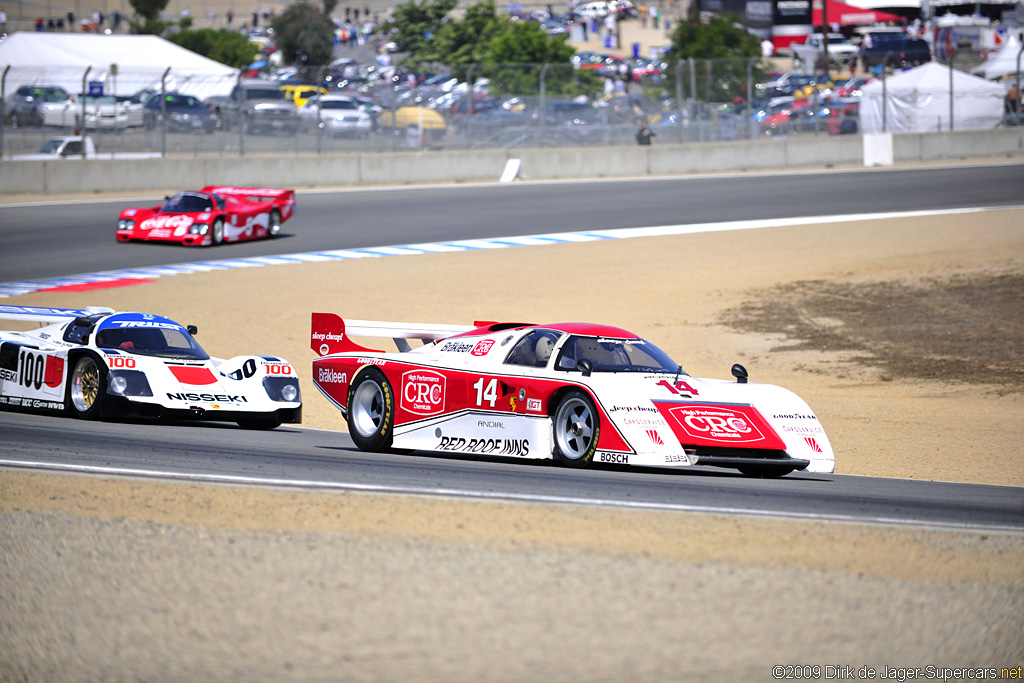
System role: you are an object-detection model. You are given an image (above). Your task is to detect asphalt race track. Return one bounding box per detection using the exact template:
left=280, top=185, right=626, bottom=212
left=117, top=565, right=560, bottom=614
left=1, top=410, right=1022, bottom=531
left=1, top=163, right=1023, bottom=283
left=1, top=164, right=1023, bottom=532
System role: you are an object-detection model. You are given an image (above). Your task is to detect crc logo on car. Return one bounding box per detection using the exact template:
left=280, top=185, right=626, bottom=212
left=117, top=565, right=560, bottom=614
left=668, top=406, right=765, bottom=443
left=471, top=340, right=494, bottom=356
left=402, top=369, right=445, bottom=416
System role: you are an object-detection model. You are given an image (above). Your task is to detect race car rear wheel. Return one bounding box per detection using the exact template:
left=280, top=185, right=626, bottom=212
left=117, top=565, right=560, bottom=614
left=211, top=218, right=224, bottom=246
left=66, top=354, right=106, bottom=420
left=552, top=390, right=599, bottom=468
left=268, top=209, right=282, bottom=238
left=347, top=367, right=395, bottom=452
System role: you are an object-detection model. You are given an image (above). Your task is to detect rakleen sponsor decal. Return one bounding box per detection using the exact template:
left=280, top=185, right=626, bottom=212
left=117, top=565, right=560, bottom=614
left=166, top=392, right=248, bottom=402
left=440, top=340, right=474, bottom=353
left=471, top=340, right=494, bottom=356
left=318, top=368, right=347, bottom=384
left=437, top=436, right=530, bottom=456
left=597, top=452, right=629, bottom=464
left=402, top=369, right=445, bottom=416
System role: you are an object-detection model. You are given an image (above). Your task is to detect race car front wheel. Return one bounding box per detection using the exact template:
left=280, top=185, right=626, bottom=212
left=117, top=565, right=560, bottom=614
left=210, top=218, right=224, bottom=246
left=347, top=367, right=395, bottom=452
left=66, top=355, right=106, bottom=420
left=553, top=390, right=599, bottom=468
left=268, top=210, right=281, bottom=238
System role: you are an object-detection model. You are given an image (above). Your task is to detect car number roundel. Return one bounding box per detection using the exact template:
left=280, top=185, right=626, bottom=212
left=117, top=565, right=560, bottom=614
left=401, top=369, right=446, bottom=416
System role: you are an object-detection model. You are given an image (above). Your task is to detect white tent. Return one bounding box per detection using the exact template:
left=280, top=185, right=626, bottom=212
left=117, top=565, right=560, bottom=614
left=860, top=61, right=1006, bottom=133
left=971, top=33, right=1024, bottom=80
left=0, top=32, right=239, bottom=99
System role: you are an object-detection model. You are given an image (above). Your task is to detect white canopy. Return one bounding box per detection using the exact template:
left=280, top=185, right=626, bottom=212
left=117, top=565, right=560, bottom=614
left=0, top=32, right=239, bottom=99
left=860, top=61, right=1006, bottom=133
left=971, top=33, right=1024, bottom=80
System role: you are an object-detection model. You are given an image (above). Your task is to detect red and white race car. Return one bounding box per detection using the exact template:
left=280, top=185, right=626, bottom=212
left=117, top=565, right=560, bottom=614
left=116, top=186, right=296, bottom=246
left=311, top=314, right=835, bottom=477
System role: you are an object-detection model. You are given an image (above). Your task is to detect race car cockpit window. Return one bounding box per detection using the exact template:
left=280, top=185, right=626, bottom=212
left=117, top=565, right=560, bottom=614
left=555, top=336, right=682, bottom=374
left=504, top=330, right=563, bottom=368
left=162, top=192, right=213, bottom=214
left=95, top=325, right=210, bottom=360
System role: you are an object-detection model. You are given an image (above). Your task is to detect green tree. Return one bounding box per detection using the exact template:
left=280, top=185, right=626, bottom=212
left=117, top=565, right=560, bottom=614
left=272, top=2, right=337, bottom=68
left=128, top=0, right=170, bottom=34
left=667, top=12, right=765, bottom=103
left=484, top=20, right=599, bottom=96
left=381, top=0, right=457, bottom=56
left=417, top=1, right=506, bottom=66
left=169, top=28, right=260, bottom=69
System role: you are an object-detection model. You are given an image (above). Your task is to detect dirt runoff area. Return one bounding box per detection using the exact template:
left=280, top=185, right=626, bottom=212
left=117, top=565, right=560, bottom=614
left=2, top=202, right=1023, bottom=680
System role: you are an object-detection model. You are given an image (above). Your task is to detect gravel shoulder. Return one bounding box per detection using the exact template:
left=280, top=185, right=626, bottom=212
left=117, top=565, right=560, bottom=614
left=2, top=204, right=1022, bottom=679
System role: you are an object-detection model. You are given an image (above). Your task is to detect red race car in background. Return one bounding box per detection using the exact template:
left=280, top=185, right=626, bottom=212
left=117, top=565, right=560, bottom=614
left=116, top=186, right=296, bottom=246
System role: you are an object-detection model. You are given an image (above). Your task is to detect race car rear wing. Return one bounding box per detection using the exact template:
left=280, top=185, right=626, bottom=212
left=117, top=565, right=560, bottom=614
left=203, top=186, right=295, bottom=204
left=312, top=312, right=476, bottom=355
left=0, top=305, right=114, bottom=324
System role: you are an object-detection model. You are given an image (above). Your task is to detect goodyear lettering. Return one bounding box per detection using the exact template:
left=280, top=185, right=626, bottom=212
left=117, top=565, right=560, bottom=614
left=318, top=368, right=347, bottom=384
left=356, top=358, right=386, bottom=366
left=437, top=437, right=530, bottom=456
left=773, top=413, right=818, bottom=420
left=597, top=452, right=629, bottom=464
left=166, top=392, right=248, bottom=403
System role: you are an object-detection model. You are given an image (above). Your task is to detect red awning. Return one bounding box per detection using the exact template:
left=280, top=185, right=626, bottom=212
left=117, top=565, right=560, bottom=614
left=812, top=0, right=903, bottom=26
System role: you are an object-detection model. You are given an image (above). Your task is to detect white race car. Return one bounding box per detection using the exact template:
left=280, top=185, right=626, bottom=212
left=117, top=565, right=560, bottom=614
left=0, top=305, right=301, bottom=429
left=310, top=314, right=834, bottom=477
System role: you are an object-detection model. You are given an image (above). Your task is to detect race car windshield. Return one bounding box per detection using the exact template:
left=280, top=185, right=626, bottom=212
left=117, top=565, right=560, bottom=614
left=95, top=326, right=210, bottom=360
left=555, top=336, right=681, bottom=374
left=162, top=192, right=213, bottom=213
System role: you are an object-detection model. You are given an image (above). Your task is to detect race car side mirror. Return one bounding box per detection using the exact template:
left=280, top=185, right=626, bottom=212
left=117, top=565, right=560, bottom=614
left=73, top=316, right=93, bottom=328
left=731, top=363, right=748, bottom=383
left=187, top=325, right=198, bottom=336
left=578, top=358, right=594, bottom=377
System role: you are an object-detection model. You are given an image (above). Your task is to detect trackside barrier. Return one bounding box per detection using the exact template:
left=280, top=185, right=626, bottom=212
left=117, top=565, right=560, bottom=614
left=2, top=129, right=1022, bottom=196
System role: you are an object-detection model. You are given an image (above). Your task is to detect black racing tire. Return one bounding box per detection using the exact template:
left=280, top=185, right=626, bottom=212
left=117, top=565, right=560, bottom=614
left=65, top=354, right=106, bottom=420
left=210, top=218, right=224, bottom=246
left=552, top=389, right=599, bottom=468
left=237, top=415, right=282, bottom=430
left=267, top=209, right=281, bottom=238
left=346, top=367, right=395, bottom=452
left=737, top=465, right=797, bottom=478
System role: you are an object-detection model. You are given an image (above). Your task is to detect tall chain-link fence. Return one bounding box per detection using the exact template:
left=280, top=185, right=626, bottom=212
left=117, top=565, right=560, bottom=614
left=1, top=59, right=1017, bottom=158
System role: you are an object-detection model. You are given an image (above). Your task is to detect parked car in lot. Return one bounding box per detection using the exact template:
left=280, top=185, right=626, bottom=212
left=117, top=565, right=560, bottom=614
left=117, top=88, right=158, bottom=127
left=207, top=79, right=300, bottom=135
left=78, top=95, right=129, bottom=130
left=298, top=95, right=373, bottom=137
left=860, top=34, right=931, bottom=70
left=143, top=92, right=218, bottom=133
left=4, top=85, right=76, bottom=127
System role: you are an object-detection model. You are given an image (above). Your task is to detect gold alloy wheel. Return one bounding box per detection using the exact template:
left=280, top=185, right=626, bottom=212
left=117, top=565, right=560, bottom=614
left=71, top=357, right=100, bottom=413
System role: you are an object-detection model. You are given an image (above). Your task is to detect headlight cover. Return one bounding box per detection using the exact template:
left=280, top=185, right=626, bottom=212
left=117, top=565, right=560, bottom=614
left=107, top=369, right=153, bottom=397
left=117, top=218, right=135, bottom=231
left=188, top=223, right=209, bottom=235
left=263, top=376, right=301, bottom=403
